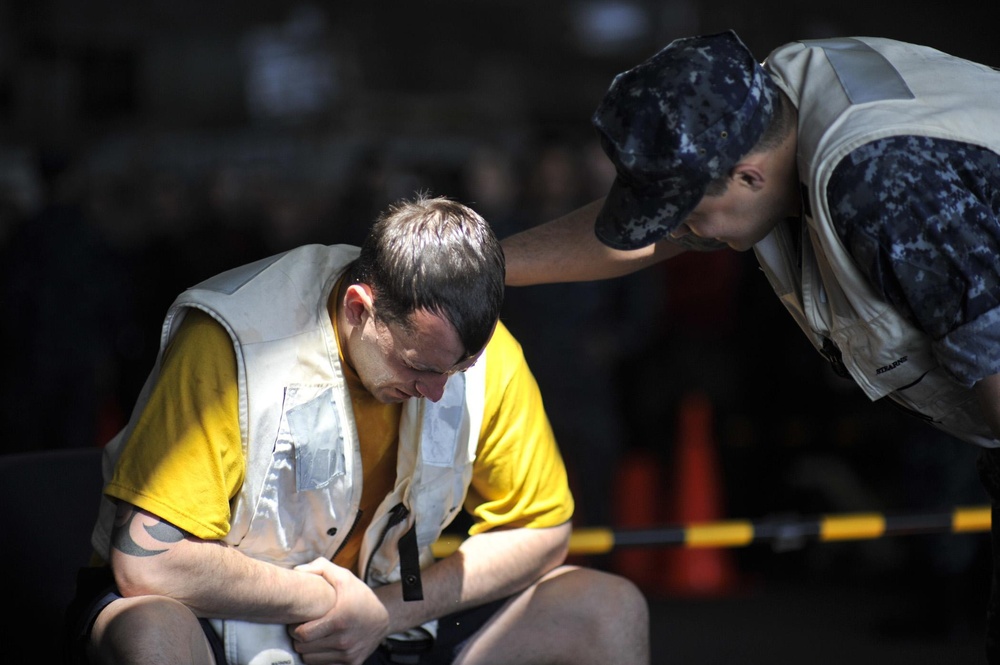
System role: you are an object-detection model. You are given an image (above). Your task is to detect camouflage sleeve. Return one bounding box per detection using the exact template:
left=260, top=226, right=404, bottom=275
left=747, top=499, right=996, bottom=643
left=827, top=136, right=1000, bottom=387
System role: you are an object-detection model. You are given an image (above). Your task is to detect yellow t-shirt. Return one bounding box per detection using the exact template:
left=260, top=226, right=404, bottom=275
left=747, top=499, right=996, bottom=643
left=105, top=308, right=572, bottom=570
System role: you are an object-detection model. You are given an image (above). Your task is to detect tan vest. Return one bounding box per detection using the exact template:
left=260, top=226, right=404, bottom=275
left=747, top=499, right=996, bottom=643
left=756, top=37, right=1000, bottom=447
left=94, top=245, right=487, bottom=663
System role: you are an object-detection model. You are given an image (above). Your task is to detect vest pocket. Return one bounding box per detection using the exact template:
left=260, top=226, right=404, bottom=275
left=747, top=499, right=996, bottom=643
left=236, top=384, right=350, bottom=562
left=286, top=386, right=345, bottom=491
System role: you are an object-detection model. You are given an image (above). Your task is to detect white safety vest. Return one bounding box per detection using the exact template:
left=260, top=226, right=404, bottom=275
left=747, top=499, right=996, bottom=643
left=756, top=37, right=1000, bottom=447
left=92, top=244, right=487, bottom=664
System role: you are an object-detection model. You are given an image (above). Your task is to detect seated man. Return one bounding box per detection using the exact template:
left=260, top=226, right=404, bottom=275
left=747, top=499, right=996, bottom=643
left=65, top=194, right=650, bottom=665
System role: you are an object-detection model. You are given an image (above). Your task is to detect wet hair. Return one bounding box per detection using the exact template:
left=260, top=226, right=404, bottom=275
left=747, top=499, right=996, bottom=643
left=346, top=193, right=505, bottom=358
left=704, top=88, right=795, bottom=197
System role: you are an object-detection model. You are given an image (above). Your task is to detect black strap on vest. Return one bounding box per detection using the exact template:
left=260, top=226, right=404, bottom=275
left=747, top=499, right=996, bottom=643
left=398, top=519, right=424, bottom=602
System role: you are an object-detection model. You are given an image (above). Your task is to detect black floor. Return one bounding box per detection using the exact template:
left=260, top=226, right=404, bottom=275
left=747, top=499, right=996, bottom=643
left=648, top=579, right=986, bottom=664
left=632, top=537, right=993, bottom=664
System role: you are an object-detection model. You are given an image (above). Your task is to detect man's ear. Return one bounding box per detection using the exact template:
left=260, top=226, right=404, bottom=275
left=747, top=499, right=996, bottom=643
left=342, top=283, right=375, bottom=327
left=732, top=162, right=766, bottom=191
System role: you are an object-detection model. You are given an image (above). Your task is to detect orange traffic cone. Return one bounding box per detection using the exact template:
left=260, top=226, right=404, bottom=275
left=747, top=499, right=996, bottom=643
left=659, top=391, right=739, bottom=597
left=611, top=448, right=667, bottom=592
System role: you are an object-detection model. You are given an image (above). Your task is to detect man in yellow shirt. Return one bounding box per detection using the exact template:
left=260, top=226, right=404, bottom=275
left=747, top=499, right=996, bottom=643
left=66, top=194, right=649, bottom=665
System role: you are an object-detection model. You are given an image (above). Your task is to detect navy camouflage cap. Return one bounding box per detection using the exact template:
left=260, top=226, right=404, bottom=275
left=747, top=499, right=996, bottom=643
left=592, top=30, right=779, bottom=249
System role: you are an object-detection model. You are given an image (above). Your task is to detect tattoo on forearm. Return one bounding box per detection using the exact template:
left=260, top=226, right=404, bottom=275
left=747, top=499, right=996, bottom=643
left=112, top=509, right=186, bottom=557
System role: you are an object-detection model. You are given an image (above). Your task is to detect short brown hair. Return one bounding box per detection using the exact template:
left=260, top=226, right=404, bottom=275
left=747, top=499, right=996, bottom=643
left=348, top=193, right=504, bottom=358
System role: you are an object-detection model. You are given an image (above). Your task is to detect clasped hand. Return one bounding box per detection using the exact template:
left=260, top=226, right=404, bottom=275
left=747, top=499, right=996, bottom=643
left=289, top=558, right=391, bottom=665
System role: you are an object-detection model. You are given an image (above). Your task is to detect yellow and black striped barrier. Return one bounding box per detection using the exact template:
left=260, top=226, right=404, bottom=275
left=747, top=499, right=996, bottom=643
left=430, top=505, right=991, bottom=558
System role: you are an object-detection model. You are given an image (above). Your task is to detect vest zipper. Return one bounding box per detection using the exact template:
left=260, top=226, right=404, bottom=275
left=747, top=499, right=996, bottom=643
left=331, top=509, right=363, bottom=561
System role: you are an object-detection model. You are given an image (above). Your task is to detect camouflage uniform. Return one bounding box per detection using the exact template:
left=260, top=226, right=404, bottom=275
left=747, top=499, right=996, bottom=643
left=829, top=135, right=1000, bottom=388
left=590, top=31, right=1000, bottom=660
left=831, top=139, right=1000, bottom=660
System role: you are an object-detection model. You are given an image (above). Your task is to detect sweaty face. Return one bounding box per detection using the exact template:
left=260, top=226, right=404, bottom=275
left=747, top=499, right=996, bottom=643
left=349, top=308, right=482, bottom=404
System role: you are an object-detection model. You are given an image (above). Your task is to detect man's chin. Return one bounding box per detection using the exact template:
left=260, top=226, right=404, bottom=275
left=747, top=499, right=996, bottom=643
left=377, top=387, right=412, bottom=404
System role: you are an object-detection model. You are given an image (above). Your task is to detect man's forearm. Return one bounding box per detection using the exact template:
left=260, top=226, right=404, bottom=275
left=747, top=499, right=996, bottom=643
left=109, top=505, right=337, bottom=624
left=501, top=198, right=680, bottom=286
left=153, top=539, right=337, bottom=623
left=375, top=522, right=572, bottom=634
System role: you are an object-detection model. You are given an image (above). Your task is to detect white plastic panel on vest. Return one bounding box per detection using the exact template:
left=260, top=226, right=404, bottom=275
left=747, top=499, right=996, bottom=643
left=801, top=38, right=914, bottom=104
left=421, top=373, right=466, bottom=468
left=286, top=386, right=346, bottom=491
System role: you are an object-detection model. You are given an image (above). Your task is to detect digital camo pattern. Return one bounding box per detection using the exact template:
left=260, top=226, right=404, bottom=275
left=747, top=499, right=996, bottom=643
left=828, top=135, right=1000, bottom=385
left=592, top=30, right=778, bottom=250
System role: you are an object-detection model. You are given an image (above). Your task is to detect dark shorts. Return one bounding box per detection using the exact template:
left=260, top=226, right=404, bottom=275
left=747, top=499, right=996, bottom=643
left=64, top=566, right=508, bottom=665
left=63, top=566, right=227, bottom=665
left=374, top=596, right=508, bottom=665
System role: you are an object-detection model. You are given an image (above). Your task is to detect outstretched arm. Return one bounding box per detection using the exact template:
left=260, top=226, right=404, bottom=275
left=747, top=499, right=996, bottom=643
left=501, top=198, right=684, bottom=286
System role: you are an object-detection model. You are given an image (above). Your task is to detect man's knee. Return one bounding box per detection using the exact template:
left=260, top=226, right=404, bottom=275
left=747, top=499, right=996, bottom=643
left=454, top=567, right=650, bottom=664
left=545, top=566, right=650, bottom=661
left=571, top=568, right=648, bottom=626
left=540, top=566, right=650, bottom=643
left=91, top=596, right=213, bottom=665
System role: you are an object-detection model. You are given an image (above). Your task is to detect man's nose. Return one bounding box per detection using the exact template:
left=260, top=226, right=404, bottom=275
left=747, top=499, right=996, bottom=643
left=414, top=375, right=447, bottom=402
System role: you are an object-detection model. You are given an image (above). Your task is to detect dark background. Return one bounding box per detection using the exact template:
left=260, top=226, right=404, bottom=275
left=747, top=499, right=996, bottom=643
left=1, top=1, right=996, bottom=662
